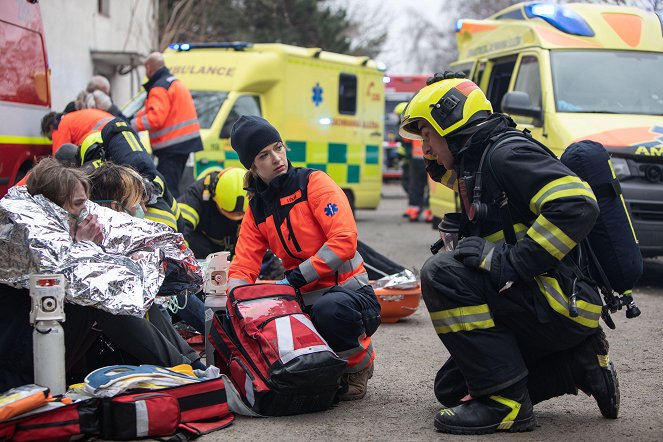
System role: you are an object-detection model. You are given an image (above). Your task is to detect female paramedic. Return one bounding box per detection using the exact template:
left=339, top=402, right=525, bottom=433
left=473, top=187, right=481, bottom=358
left=226, top=115, right=381, bottom=401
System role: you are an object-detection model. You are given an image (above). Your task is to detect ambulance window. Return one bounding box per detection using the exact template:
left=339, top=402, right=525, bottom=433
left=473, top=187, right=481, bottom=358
left=514, top=56, right=541, bottom=109
left=191, top=91, right=228, bottom=128
left=486, top=58, right=516, bottom=112
left=0, top=22, right=49, bottom=106
left=339, top=73, right=357, bottom=115
left=220, top=95, right=262, bottom=138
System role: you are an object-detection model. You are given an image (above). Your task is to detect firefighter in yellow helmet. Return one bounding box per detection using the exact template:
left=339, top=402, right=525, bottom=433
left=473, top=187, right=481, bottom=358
left=177, top=167, right=248, bottom=259
left=403, top=72, right=617, bottom=434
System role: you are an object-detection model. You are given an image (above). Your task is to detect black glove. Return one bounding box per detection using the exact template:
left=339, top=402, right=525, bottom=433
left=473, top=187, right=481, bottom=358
left=454, top=237, right=518, bottom=291
left=425, top=158, right=447, bottom=183
left=426, top=71, right=466, bottom=86
left=284, top=268, right=307, bottom=289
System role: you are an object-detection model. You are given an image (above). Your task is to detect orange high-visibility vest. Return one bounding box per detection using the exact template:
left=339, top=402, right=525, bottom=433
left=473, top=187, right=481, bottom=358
left=51, top=109, right=114, bottom=154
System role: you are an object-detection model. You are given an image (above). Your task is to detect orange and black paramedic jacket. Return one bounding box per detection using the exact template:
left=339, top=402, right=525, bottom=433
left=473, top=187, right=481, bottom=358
left=51, top=109, right=114, bottom=154
left=228, top=165, right=369, bottom=305
left=131, top=67, right=203, bottom=157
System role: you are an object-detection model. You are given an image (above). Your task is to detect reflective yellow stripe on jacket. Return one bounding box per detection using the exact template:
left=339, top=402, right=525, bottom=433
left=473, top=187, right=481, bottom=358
left=146, top=206, right=178, bottom=231
left=535, top=276, right=602, bottom=328
left=529, top=176, right=595, bottom=214
left=429, top=304, right=495, bottom=334
left=527, top=215, right=576, bottom=260
left=179, top=203, right=200, bottom=228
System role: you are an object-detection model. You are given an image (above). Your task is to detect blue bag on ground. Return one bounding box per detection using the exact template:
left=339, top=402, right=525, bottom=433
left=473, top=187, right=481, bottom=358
left=560, top=140, right=643, bottom=293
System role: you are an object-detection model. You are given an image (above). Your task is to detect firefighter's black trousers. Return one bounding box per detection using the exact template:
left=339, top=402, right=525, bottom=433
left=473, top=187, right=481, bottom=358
left=421, top=251, right=600, bottom=398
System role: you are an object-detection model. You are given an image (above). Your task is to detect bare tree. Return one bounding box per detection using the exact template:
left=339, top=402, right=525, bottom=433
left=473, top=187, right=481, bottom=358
left=404, top=0, right=519, bottom=73
left=158, top=0, right=201, bottom=51
left=336, top=0, right=391, bottom=58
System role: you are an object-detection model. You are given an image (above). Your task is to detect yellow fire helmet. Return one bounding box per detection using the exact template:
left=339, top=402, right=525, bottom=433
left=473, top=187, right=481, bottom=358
left=213, top=167, right=248, bottom=221
left=399, top=78, right=492, bottom=140
left=393, top=101, right=408, bottom=118
left=79, top=131, right=105, bottom=165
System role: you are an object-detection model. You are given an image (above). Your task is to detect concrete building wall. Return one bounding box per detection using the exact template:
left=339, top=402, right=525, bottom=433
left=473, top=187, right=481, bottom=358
left=40, top=0, right=157, bottom=112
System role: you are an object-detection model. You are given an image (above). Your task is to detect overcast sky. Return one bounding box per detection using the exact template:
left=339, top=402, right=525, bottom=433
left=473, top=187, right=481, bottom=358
left=360, top=0, right=447, bottom=74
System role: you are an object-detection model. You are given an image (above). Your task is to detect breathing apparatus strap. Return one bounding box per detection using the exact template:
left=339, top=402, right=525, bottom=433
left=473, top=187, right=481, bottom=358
left=202, top=171, right=221, bottom=202
left=202, top=174, right=212, bottom=201
left=477, top=130, right=522, bottom=245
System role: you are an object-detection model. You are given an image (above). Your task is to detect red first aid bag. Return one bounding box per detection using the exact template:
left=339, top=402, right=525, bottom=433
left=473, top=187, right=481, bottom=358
left=0, top=399, right=99, bottom=442
left=208, top=283, right=347, bottom=416
left=100, top=377, right=234, bottom=440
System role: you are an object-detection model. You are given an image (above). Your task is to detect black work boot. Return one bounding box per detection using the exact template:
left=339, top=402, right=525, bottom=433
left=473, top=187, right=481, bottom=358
left=434, top=380, right=536, bottom=434
left=570, top=328, right=620, bottom=418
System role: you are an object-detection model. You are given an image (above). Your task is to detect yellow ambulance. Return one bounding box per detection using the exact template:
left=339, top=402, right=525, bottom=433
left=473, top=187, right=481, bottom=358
left=429, top=2, right=663, bottom=256
left=124, top=43, right=385, bottom=210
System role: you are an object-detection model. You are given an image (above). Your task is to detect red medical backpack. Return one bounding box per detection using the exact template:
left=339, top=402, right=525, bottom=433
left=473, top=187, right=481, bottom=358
left=208, top=284, right=347, bottom=416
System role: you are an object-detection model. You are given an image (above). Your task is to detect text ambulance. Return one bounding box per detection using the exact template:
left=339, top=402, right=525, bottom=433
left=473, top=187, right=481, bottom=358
left=429, top=2, right=663, bottom=256
left=124, top=43, right=385, bottom=210
left=0, top=0, right=51, bottom=196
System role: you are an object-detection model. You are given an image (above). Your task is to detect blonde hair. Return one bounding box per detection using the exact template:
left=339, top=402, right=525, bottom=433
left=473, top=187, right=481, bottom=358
left=88, top=163, right=146, bottom=209
left=74, top=90, right=111, bottom=111
left=74, top=90, right=95, bottom=110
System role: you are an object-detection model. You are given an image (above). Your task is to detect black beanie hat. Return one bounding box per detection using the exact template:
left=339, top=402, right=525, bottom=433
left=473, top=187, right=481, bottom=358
left=230, top=116, right=282, bottom=169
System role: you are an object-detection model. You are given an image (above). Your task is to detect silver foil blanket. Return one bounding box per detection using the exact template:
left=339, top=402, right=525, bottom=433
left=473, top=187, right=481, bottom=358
left=0, top=186, right=202, bottom=316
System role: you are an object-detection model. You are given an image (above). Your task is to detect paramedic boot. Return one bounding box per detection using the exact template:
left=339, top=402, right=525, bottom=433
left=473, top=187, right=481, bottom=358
left=434, top=380, right=536, bottom=435
left=404, top=206, right=421, bottom=222
left=570, top=328, right=620, bottom=418
left=339, top=362, right=374, bottom=401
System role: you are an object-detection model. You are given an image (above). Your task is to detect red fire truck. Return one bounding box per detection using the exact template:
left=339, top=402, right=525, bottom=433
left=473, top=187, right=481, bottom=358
left=383, top=74, right=428, bottom=180
left=0, top=0, right=51, bottom=196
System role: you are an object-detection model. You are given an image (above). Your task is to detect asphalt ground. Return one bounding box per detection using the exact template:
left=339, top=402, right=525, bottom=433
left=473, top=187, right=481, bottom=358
left=207, top=182, right=663, bottom=441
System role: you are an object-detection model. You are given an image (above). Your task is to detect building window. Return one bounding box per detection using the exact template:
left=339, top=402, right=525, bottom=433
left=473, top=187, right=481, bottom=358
left=338, top=73, right=357, bottom=115
left=98, top=0, right=110, bottom=17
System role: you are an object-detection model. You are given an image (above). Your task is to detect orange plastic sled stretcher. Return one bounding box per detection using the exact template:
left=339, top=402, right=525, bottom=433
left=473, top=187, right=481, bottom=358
left=373, top=284, right=421, bottom=323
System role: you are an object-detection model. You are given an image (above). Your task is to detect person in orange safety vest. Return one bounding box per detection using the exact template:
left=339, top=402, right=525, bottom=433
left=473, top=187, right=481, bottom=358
left=130, top=52, right=203, bottom=198
left=227, top=116, right=381, bottom=401
left=40, top=108, right=114, bottom=155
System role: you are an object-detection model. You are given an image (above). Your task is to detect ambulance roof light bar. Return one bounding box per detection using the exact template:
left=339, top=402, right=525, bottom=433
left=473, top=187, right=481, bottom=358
left=168, top=42, right=254, bottom=51
left=524, top=2, right=594, bottom=37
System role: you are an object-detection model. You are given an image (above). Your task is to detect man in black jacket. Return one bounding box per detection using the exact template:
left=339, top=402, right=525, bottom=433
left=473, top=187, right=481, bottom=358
left=400, top=73, right=619, bottom=434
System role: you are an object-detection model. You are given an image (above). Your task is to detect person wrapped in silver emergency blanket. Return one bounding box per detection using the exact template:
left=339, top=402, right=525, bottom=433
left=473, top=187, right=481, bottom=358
left=0, top=184, right=202, bottom=317
left=0, top=159, right=206, bottom=392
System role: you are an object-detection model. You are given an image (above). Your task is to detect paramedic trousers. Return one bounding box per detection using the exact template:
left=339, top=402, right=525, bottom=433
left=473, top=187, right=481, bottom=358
left=408, top=158, right=428, bottom=208
left=420, top=251, right=600, bottom=398
left=307, top=285, right=381, bottom=373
